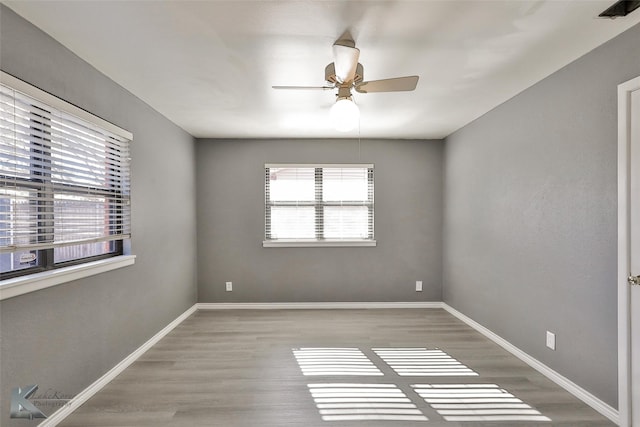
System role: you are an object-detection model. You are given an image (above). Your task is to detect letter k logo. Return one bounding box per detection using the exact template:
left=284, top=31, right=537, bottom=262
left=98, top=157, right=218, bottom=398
left=10, top=385, right=47, bottom=419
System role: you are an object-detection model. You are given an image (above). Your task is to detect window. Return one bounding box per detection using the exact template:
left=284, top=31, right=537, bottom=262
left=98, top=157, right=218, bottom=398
left=0, top=72, right=132, bottom=280
left=264, top=164, right=375, bottom=247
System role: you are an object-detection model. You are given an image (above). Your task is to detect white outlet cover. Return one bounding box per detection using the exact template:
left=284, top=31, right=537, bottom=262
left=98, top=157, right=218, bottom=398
left=416, top=281, right=423, bottom=292
left=546, top=331, right=556, bottom=350
left=225, top=281, right=232, bottom=292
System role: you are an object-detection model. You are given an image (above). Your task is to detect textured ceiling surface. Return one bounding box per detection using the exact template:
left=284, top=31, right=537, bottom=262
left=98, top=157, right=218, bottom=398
left=4, top=1, right=640, bottom=139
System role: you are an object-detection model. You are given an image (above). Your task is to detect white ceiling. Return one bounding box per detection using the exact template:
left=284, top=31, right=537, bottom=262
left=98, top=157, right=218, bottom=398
left=4, top=1, right=640, bottom=139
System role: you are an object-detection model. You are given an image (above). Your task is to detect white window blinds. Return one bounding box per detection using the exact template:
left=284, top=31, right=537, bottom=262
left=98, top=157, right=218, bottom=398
left=0, top=74, right=132, bottom=254
left=265, top=164, right=374, bottom=245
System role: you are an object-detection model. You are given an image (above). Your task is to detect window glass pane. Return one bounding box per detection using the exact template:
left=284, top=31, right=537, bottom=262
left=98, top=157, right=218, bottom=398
left=323, top=168, right=368, bottom=202
left=54, top=193, right=109, bottom=244
left=54, top=241, right=116, bottom=264
left=0, top=250, right=39, bottom=274
left=0, top=189, right=41, bottom=274
left=0, top=89, right=33, bottom=180
left=324, top=206, right=370, bottom=239
left=270, top=206, right=315, bottom=239
left=0, top=188, right=38, bottom=247
left=268, top=167, right=315, bottom=201
left=265, top=165, right=373, bottom=243
left=50, top=119, right=113, bottom=189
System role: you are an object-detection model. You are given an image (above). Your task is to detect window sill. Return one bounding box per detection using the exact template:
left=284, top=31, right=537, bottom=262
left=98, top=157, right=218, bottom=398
left=263, top=240, right=377, bottom=248
left=0, top=255, right=136, bottom=301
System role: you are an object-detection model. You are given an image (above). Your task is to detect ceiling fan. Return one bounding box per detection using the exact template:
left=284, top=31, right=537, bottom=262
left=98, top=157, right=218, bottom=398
left=272, top=36, right=419, bottom=131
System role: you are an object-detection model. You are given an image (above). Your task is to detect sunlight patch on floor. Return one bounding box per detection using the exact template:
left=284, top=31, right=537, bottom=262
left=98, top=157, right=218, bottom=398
left=373, top=347, right=478, bottom=376
left=294, top=347, right=551, bottom=423
left=412, top=384, right=551, bottom=422
left=308, top=383, right=428, bottom=422
left=293, top=348, right=383, bottom=376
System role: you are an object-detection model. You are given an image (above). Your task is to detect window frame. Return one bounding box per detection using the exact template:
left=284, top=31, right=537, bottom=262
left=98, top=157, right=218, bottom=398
left=0, top=71, right=134, bottom=293
left=263, top=163, right=376, bottom=248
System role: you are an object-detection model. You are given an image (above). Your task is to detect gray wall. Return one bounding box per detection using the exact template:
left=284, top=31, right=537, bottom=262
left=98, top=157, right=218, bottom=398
left=443, top=22, right=640, bottom=407
left=196, top=138, right=443, bottom=302
left=0, top=6, right=197, bottom=427
left=3, top=0, right=636, bottom=421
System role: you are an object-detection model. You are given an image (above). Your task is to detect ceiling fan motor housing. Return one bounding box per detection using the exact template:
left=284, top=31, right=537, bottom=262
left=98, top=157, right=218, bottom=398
left=325, top=63, right=364, bottom=85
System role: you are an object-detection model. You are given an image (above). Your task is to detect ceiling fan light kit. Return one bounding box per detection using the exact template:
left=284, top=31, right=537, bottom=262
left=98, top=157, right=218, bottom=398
left=272, top=36, right=419, bottom=132
left=330, top=97, right=360, bottom=132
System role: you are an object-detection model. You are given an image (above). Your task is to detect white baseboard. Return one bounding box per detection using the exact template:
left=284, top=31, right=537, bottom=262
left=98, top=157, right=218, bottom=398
left=38, top=304, right=198, bottom=427
left=442, top=303, right=619, bottom=425
left=197, top=301, right=442, bottom=310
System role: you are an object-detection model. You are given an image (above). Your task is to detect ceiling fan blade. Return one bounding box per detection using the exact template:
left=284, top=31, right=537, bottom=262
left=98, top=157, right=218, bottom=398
left=355, top=76, right=419, bottom=93
left=332, top=43, right=360, bottom=84
left=272, top=85, right=334, bottom=90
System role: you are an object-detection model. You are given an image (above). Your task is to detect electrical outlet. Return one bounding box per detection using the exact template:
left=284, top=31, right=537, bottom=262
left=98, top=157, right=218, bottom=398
left=416, top=281, right=423, bottom=292
left=546, top=331, right=556, bottom=350
left=225, top=281, right=232, bottom=292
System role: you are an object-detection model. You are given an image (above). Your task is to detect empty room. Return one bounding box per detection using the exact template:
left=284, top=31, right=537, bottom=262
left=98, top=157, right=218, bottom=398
left=1, top=1, right=639, bottom=426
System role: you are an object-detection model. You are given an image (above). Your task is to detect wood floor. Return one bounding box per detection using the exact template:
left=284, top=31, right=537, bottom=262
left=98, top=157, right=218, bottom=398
left=59, top=309, right=615, bottom=427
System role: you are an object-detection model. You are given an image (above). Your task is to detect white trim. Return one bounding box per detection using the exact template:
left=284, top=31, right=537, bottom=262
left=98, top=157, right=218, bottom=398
left=0, top=71, right=132, bottom=140
left=197, top=301, right=441, bottom=310
left=617, top=75, right=640, bottom=427
left=265, top=163, right=374, bottom=169
left=263, top=240, right=376, bottom=248
left=38, top=304, right=198, bottom=427
left=442, top=303, right=619, bottom=424
left=0, top=255, right=136, bottom=301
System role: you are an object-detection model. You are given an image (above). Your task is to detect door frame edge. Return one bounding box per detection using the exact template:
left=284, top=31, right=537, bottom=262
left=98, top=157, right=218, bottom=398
left=618, top=75, right=640, bottom=427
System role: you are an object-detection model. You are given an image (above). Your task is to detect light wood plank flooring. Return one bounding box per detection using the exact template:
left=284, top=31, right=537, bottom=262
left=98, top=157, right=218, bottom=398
left=59, top=309, right=615, bottom=427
